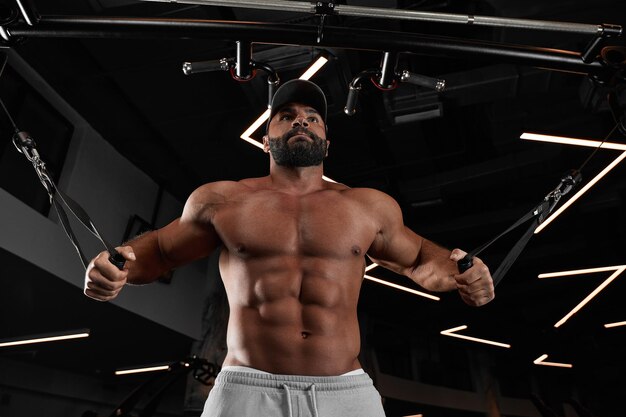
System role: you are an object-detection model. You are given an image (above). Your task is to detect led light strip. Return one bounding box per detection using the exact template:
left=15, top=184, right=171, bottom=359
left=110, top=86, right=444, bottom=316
left=521, top=133, right=626, bottom=151
left=533, top=354, right=572, bottom=368
left=605, top=320, right=626, bottom=328
left=240, top=108, right=270, bottom=149
left=364, top=274, right=439, bottom=300
left=539, top=265, right=626, bottom=328
left=539, top=265, right=626, bottom=278
left=520, top=133, right=626, bottom=234
left=0, top=329, right=90, bottom=348
left=440, top=325, right=511, bottom=348
left=115, top=365, right=171, bottom=375
left=365, top=263, right=379, bottom=272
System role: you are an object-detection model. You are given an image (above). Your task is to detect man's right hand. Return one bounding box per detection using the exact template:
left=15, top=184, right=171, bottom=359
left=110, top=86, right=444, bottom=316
left=84, top=246, right=136, bottom=301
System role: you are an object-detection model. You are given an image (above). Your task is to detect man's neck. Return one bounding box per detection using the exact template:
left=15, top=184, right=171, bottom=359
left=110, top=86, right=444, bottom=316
left=269, top=162, right=326, bottom=194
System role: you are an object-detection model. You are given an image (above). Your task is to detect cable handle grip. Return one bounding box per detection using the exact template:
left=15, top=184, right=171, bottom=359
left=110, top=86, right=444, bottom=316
left=344, top=85, right=361, bottom=115
left=108, top=251, right=126, bottom=271
left=399, top=70, right=446, bottom=92
left=457, top=255, right=474, bottom=273
left=182, top=58, right=233, bottom=75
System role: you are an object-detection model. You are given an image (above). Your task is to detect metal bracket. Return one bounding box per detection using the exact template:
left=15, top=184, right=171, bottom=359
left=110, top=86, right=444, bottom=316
left=582, top=23, right=622, bottom=64
left=543, top=170, right=582, bottom=217
left=315, top=2, right=335, bottom=44
left=314, top=1, right=335, bottom=15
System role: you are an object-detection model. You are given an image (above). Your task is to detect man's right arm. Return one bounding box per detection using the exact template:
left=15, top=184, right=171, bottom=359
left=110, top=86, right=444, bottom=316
left=84, top=183, right=225, bottom=301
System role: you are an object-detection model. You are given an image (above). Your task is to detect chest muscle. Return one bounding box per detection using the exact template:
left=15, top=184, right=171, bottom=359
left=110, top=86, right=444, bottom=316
left=213, top=191, right=375, bottom=259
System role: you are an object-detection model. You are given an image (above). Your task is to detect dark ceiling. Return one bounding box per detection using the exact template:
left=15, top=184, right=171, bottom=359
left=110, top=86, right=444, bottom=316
left=1, top=0, right=626, bottom=416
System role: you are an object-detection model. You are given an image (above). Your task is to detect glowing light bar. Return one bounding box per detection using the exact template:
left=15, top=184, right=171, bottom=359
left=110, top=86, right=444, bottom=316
left=240, top=108, right=270, bottom=149
left=539, top=265, right=626, bottom=278
left=533, top=354, right=572, bottom=368
left=299, top=56, right=329, bottom=81
left=115, top=365, right=171, bottom=375
left=440, top=325, right=510, bottom=348
left=0, top=329, right=90, bottom=348
left=605, top=321, right=626, bottom=328
left=540, top=266, right=626, bottom=328
left=521, top=133, right=626, bottom=234
left=364, top=274, right=439, bottom=301
left=240, top=55, right=329, bottom=144
left=365, top=263, right=379, bottom=272
left=520, top=133, right=626, bottom=151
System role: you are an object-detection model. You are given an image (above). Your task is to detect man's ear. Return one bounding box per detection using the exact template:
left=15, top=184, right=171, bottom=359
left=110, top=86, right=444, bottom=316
left=263, top=135, right=270, bottom=153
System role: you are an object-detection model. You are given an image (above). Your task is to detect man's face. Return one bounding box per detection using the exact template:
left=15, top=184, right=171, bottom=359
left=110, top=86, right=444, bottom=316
left=265, top=103, right=328, bottom=167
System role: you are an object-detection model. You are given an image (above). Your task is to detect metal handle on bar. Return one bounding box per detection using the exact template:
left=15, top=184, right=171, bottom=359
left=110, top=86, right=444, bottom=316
left=400, top=70, right=445, bottom=91
left=182, top=57, right=233, bottom=75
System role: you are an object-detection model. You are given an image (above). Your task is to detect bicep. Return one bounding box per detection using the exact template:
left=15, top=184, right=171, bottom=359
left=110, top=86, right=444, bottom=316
left=366, top=195, right=424, bottom=275
left=368, top=226, right=424, bottom=275
left=156, top=187, right=223, bottom=267
left=156, top=217, right=220, bottom=268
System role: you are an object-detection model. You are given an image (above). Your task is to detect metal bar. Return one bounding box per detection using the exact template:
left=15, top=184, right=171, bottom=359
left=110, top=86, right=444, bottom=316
left=142, top=0, right=314, bottom=13
left=5, top=16, right=605, bottom=75
left=142, top=0, right=608, bottom=36
left=336, top=5, right=602, bottom=35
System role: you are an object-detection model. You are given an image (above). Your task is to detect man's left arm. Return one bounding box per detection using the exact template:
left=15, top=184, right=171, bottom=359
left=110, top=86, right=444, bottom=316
left=365, top=191, right=494, bottom=306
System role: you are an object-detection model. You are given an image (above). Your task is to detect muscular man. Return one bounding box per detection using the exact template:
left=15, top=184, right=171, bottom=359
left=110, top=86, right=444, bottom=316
left=85, top=79, right=494, bottom=417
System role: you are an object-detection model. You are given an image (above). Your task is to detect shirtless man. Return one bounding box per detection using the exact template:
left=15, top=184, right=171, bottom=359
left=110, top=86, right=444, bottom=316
left=85, top=79, right=494, bottom=417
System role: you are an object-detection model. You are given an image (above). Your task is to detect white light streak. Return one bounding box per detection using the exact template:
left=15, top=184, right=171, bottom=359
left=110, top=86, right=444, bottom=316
left=540, top=266, right=626, bottom=328
left=533, top=354, right=572, bottom=368
left=539, top=265, right=626, bottom=278
left=364, top=274, right=439, bottom=301
left=440, top=325, right=511, bottom=348
left=604, top=321, right=626, bottom=328
left=115, top=365, right=171, bottom=375
left=520, top=133, right=626, bottom=151
left=299, top=56, right=329, bottom=80
left=0, top=330, right=90, bottom=348
left=365, top=263, right=379, bottom=272
left=240, top=108, right=270, bottom=149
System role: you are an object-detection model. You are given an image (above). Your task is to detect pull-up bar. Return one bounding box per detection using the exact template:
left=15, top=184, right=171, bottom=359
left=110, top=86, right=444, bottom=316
left=141, top=0, right=622, bottom=37
left=2, top=16, right=613, bottom=76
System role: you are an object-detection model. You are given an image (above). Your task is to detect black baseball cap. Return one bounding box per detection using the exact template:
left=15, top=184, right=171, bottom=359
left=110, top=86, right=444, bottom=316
left=266, top=79, right=327, bottom=132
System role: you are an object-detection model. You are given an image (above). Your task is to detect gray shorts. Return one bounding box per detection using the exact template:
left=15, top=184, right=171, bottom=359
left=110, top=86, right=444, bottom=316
left=201, top=368, right=386, bottom=417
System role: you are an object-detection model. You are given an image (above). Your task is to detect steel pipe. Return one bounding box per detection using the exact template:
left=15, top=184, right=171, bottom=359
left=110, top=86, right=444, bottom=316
left=4, top=16, right=607, bottom=75
left=141, top=0, right=619, bottom=36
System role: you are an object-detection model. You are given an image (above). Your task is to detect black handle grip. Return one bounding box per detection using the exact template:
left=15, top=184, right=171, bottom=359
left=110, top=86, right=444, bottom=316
left=344, top=85, right=360, bottom=116
left=457, top=255, right=473, bottom=273
left=182, top=58, right=232, bottom=75
left=109, top=252, right=126, bottom=271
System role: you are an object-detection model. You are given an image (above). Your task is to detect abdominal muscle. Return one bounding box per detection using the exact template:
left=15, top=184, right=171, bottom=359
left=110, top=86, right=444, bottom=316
left=219, top=252, right=364, bottom=376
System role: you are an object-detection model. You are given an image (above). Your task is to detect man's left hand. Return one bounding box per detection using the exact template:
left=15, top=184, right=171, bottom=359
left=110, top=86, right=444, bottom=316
left=450, top=249, right=495, bottom=307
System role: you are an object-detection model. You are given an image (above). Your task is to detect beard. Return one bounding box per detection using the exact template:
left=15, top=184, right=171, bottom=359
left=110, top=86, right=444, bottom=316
left=268, top=127, right=328, bottom=167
